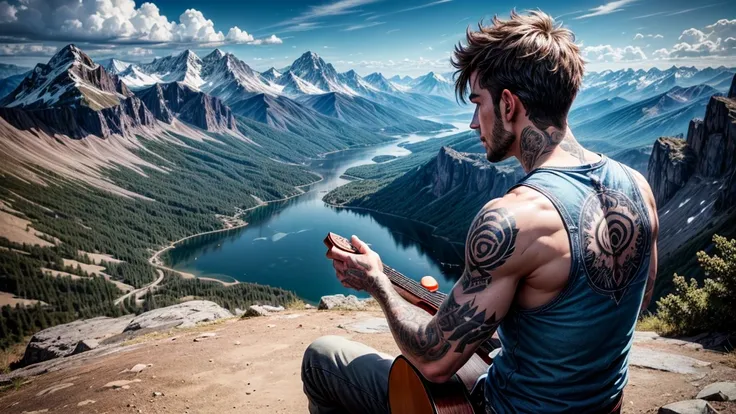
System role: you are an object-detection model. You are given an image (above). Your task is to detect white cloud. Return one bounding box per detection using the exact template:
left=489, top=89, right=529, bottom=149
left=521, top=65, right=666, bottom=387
left=366, top=0, right=452, bottom=21
left=679, top=28, right=708, bottom=44
left=248, top=35, right=283, bottom=45
left=342, top=21, right=385, bottom=31
left=705, top=18, right=736, bottom=39
left=0, top=44, right=57, bottom=56
left=175, top=8, right=223, bottom=43
left=575, top=0, right=637, bottom=20
left=226, top=27, right=254, bottom=43
left=582, top=45, right=647, bottom=62
left=657, top=18, right=736, bottom=58
left=652, top=48, right=670, bottom=59
left=0, top=0, right=282, bottom=47
left=635, top=33, right=665, bottom=40
left=260, top=0, right=381, bottom=32
left=0, top=0, right=17, bottom=23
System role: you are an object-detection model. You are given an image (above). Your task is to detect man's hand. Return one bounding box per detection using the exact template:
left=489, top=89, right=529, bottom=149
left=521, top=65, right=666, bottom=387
left=326, top=235, right=387, bottom=292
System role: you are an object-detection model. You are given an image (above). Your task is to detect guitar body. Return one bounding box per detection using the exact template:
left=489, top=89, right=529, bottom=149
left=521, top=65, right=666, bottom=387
left=388, top=355, right=488, bottom=414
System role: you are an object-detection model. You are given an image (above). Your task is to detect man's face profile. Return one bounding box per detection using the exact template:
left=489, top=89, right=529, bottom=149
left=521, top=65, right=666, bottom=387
left=468, top=71, right=515, bottom=163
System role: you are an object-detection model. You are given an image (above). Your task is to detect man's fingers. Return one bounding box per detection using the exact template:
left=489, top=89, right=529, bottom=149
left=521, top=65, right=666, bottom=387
left=326, top=246, right=352, bottom=262
left=351, top=235, right=370, bottom=254
left=333, top=260, right=346, bottom=272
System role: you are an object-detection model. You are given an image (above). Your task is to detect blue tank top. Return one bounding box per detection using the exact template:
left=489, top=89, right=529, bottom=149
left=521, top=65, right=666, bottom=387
left=485, top=155, right=653, bottom=413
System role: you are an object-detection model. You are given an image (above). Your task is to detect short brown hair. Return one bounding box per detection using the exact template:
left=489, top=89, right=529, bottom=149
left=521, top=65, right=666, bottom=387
left=452, top=10, right=584, bottom=129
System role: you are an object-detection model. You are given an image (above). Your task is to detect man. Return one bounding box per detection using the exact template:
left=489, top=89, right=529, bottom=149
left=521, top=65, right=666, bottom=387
left=302, top=9, right=659, bottom=414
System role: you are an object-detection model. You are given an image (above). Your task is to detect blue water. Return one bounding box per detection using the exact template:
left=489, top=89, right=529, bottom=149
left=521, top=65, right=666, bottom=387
left=165, top=115, right=472, bottom=304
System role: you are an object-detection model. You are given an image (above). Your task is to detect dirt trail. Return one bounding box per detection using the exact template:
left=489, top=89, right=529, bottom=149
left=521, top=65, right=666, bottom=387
left=113, top=270, right=165, bottom=306
left=1, top=310, right=734, bottom=414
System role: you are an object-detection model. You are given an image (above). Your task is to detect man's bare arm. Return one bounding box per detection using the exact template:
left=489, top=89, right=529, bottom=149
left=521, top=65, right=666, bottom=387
left=356, top=203, right=523, bottom=382
left=629, top=169, right=659, bottom=313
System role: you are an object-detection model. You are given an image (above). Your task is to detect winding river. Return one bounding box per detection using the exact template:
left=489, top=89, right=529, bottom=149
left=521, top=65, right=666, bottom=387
left=164, top=114, right=472, bottom=304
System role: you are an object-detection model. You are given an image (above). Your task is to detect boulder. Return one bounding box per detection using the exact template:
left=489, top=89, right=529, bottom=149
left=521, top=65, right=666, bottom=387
left=697, top=382, right=736, bottom=402
left=244, top=305, right=270, bottom=317
left=658, top=400, right=718, bottom=414
left=318, top=294, right=366, bottom=310
left=124, top=300, right=232, bottom=331
left=21, top=315, right=134, bottom=366
left=261, top=305, right=285, bottom=313
left=130, top=364, right=148, bottom=373
left=71, top=339, right=99, bottom=355
left=629, top=347, right=711, bottom=375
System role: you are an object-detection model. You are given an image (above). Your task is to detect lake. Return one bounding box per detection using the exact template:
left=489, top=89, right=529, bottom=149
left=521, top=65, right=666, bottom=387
left=164, top=114, right=472, bottom=304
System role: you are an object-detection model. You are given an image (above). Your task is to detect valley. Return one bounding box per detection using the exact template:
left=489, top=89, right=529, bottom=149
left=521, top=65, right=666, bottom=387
left=0, top=43, right=734, bottom=354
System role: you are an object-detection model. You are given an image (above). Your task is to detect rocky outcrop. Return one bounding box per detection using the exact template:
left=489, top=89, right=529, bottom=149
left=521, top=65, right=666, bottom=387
left=0, top=44, right=132, bottom=110
left=123, top=300, right=233, bottom=332
left=137, top=82, right=237, bottom=131
left=0, top=95, right=156, bottom=138
left=318, top=294, right=371, bottom=310
left=19, top=301, right=232, bottom=367
left=349, top=145, right=523, bottom=242
left=20, top=315, right=135, bottom=366
left=243, top=304, right=285, bottom=317
left=697, top=382, right=736, bottom=402
left=658, top=400, right=717, bottom=414
left=137, top=83, right=174, bottom=123
left=433, top=147, right=522, bottom=199
left=687, top=97, right=736, bottom=178
left=647, top=137, right=697, bottom=206
left=647, top=73, right=736, bottom=209
left=0, top=44, right=156, bottom=138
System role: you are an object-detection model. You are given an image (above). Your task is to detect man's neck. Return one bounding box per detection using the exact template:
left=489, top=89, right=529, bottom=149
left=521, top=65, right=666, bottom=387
left=516, top=124, right=590, bottom=173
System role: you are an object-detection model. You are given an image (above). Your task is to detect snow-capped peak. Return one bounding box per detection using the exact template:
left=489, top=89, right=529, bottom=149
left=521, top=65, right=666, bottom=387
left=0, top=43, right=130, bottom=109
left=47, top=44, right=97, bottom=71
left=204, top=49, right=226, bottom=62
left=261, top=67, right=282, bottom=82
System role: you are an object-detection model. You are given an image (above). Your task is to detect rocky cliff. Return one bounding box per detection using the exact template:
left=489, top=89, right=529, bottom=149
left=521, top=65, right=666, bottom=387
left=0, top=44, right=157, bottom=138
left=648, top=74, right=736, bottom=209
left=137, top=82, right=237, bottom=132
left=0, top=95, right=156, bottom=138
left=646, top=74, right=736, bottom=303
left=647, top=137, right=697, bottom=206
left=351, top=146, right=523, bottom=242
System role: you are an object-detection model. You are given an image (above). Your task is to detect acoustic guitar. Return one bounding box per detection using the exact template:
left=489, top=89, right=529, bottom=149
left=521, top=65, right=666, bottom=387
left=324, top=232, right=498, bottom=414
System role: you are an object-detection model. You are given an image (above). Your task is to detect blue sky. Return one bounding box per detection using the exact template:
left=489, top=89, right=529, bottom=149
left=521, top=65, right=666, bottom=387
left=0, top=0, right=734, bottom=76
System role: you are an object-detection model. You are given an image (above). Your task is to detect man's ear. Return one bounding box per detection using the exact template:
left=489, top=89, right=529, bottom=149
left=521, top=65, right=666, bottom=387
left=500, top=89, right=516, bottom=123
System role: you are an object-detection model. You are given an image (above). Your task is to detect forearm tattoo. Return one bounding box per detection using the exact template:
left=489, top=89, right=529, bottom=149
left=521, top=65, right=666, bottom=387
left=373, top=286, right=451, bottom=360
left=373, top=206, right=516, bottom=362
left=374, top=286, right=501, bottom=361
left=462, top=207, right=518, bottom=293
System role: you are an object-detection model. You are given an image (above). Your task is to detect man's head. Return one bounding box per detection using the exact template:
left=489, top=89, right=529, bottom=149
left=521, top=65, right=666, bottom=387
left=452, top=10, right=585, bottom=162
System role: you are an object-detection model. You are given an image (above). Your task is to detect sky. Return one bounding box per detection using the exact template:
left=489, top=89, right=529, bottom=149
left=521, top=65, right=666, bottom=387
left=0, top=0, right=734, bottom=76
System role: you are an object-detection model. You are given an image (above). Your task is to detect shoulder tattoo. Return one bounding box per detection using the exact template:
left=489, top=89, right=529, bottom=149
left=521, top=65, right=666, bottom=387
left=462, top=207, right=519, bottom=293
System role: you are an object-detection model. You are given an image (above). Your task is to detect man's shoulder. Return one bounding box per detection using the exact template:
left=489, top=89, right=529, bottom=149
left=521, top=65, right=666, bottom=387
left=469, top=189, right=562, bottom=271
left=476, top=186, right=561, bottom=234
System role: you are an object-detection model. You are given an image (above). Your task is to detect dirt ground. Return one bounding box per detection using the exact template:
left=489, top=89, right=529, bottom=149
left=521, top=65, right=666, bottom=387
left=1, top=310, right=734, bottom=414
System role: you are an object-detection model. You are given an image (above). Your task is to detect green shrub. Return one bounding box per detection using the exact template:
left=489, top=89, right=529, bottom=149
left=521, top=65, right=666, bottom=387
left=656, top=235, right=736, bottom=336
